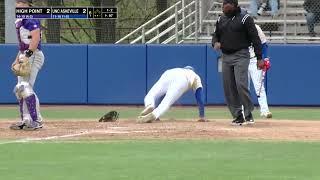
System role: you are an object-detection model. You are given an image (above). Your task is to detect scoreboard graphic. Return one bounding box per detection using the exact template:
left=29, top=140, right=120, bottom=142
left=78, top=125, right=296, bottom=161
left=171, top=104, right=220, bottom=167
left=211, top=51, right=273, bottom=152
left=16, top=7, right=118, bottom=19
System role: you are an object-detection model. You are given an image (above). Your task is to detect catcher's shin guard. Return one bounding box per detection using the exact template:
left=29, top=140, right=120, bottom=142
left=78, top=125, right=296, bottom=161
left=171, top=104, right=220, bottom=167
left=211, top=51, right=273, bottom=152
left=19, top=99, right=23, bottom=120
left=25, top=94, right=38, bottom=122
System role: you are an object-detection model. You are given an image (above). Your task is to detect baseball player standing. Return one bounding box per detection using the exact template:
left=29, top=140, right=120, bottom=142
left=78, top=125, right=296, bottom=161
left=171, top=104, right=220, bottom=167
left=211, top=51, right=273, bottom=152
left=138, top=66, right=206, bottom=123
left=212, top=0, right=264, bottom=125
left=10, top=0, right=44, bottom=130
left=248, top=24, right=272, bottom=118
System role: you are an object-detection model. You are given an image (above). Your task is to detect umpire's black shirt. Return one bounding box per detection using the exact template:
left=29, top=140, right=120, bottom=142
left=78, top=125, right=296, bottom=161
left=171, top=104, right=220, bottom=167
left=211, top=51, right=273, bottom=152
left=212, top=8, right=262, bottom=60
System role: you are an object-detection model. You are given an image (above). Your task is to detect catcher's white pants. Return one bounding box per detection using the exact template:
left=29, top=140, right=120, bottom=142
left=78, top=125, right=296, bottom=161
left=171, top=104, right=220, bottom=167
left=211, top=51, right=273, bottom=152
left=16, top=50, right=44, bottom=122
left=144, top=73, right=189, bottom=119
left=248, top=57, right=270, bottom=114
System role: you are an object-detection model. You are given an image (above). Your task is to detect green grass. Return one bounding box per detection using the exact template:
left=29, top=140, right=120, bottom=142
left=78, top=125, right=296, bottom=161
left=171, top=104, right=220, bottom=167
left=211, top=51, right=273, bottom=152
left=0, top=106, right=319, bottom=120
left=0, top=140, right=319, bottom=180
left=1, top=106, right=319, bottom=179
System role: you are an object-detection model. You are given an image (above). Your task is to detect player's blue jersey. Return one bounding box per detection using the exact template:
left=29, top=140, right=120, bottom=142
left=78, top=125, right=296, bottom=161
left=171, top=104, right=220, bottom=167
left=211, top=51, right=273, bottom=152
left=15, top=19, right=42, bottom=52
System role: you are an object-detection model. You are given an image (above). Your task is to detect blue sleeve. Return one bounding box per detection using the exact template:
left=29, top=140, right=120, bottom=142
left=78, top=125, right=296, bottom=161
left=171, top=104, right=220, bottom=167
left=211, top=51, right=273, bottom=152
left=262, top=43, right=268, bottom=59
left=195, top=87, right=205, bottom=118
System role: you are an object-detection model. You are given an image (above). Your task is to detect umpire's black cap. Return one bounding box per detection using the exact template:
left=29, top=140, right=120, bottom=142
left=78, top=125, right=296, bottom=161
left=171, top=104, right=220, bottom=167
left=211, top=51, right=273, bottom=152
left=16, top=0, right=32, bottom=4
left=223, top=0, right=238, bottom=6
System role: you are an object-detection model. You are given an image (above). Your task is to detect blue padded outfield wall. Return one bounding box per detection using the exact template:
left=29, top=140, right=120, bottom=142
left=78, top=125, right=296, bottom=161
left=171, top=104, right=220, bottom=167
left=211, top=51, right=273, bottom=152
left=88, top=45, right=146, bottom=104
left=0, top=44, right=320, bottom=105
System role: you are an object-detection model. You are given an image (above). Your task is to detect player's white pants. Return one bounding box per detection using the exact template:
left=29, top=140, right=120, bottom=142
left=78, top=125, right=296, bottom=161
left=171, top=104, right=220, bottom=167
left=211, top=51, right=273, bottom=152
left=15, top=50, right=44, bottom=122
left=248, top=57, right=270, bottom=114
left=144, top=73, right=189, bottom=119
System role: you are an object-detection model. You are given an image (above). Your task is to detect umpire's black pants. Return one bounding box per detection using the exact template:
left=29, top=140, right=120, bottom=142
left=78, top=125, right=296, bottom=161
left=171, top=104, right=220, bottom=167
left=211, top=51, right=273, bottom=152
left=222, top=49, right=254, bottom=118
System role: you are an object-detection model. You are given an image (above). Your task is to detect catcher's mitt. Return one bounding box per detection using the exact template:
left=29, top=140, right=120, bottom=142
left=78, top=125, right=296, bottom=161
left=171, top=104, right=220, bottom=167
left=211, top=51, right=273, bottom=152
left=12, top=56, right=31, bottom=77
left=98, top=111, right=119, bottom=122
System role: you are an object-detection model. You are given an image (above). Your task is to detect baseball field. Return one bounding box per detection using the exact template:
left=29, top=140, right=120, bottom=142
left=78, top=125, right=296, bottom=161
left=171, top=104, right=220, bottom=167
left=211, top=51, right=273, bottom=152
left=1, top=105, right=320, bottom=180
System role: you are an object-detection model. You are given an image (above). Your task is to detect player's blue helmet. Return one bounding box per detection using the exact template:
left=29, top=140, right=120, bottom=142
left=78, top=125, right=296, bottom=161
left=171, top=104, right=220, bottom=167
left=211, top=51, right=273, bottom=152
left=183, top=66, right=195, bottom=72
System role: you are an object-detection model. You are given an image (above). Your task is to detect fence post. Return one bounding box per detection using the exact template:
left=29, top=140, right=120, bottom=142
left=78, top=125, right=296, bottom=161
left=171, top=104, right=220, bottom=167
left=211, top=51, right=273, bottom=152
left=199, top=0, right=202, bottom=33
left=182, top=0, right=185, bottom=39
left=188, top=8, right=192, bottom=36
left=157, top=28, right=160, bottom=43
left=283, top=0, right=287, bottom=44
left=195, top=0, right=199, bottom=42
left=175, top=4, right=179, bottom=43
left=142, top=26, right=146, bottom=43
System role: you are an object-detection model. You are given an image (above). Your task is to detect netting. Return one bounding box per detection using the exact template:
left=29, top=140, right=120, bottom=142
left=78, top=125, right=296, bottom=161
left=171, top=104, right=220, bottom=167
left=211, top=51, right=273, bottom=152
left=40, top=0, right=160, bottom=43
left=0, top=1, right=4, bottom=43
left=2, top=0, right=320, bottom=43
left=1, top=0, right=172, bottom=43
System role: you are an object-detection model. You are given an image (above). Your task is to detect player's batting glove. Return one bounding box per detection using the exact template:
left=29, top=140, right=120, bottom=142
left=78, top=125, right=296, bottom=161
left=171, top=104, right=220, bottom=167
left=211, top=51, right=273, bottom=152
left=263, top=58, right=271, bottom=71
left=257, top=59, right=265, bottom=70
left=213, top=42, right=221, bottom=50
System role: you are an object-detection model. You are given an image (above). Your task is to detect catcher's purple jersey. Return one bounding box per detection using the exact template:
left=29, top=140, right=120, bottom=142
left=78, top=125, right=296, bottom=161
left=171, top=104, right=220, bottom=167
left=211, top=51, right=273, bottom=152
left=15, top=19, right=42, bottom=51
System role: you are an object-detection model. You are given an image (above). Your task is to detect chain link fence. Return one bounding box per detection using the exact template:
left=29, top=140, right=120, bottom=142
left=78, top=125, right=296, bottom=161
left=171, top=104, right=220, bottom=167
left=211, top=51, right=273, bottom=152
left=0, top=0, right=173, bottom=44
left=203, top=0, right=320, bottom=43
left=1, top=0, right=320, bottom=43
left=0, top=1, right=5, bottom=43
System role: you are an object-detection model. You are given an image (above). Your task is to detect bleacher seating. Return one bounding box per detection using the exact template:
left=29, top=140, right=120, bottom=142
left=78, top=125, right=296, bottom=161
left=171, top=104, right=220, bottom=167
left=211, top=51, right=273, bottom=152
left=199, top=0, right=320, bottom=43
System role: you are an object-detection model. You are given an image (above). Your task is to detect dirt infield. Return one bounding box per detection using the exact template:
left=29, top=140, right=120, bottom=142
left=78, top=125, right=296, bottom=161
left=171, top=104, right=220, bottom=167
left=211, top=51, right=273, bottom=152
left=1, top=119, right=320, bottom=142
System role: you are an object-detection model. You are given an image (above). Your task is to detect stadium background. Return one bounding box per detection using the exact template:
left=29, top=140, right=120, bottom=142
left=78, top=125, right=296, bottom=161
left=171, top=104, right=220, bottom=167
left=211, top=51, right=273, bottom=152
left=1, top=1, right=320, bottom=180
left=0, top=0, right=319, bottom=106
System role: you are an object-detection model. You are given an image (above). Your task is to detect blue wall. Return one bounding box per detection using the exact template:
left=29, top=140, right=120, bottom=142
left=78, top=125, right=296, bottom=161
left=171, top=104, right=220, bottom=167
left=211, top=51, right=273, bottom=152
left=206, top=46, right=225, bottom=104
left=38, top=45, right=88, bottom=104
left=0, top=44, right=18, bottom=103
left=267, top=44, right=320, bottom=105
left=0, top=44, right=319, bottom=105
left=88, top=45, right=146, bottom=104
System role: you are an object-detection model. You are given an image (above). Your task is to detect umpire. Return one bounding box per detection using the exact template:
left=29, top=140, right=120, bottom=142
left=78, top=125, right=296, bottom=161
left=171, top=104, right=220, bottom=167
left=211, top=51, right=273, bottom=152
left=212, top=0, right=264, bottom=125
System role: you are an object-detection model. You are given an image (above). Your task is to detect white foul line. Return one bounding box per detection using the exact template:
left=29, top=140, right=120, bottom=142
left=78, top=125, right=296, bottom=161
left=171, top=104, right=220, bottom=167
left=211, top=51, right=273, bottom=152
left=0, top=129, right=156, bottom=145
left=0, top=131, right=91, bottom=145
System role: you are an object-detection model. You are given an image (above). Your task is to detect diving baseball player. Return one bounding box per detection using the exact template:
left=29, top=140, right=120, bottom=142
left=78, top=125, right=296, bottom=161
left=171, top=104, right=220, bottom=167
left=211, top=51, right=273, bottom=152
left=248, top=24, right=272, bottom=118
left=138, top=66, right=206, bottom=123
left=10, top=0, right=44, bottom=130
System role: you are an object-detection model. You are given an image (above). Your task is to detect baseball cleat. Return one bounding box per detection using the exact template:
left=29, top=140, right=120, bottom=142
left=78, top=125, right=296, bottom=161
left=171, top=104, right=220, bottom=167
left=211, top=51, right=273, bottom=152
left=198, top=118, right=209, bottom=122
left=244, top=113, right=255, bottom=125
left=261, top=112, right=272, bottom=119
left=9, top=121, right=26, bottom=130
left=137, top=113, right=156, bottom=123
left=231, top=115, right=245, bottom=126
left=23, top=121, right=43, bottom=131
left=140, top=105, right=154, bottom=116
